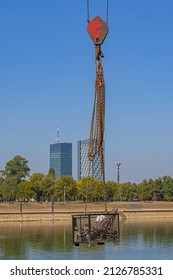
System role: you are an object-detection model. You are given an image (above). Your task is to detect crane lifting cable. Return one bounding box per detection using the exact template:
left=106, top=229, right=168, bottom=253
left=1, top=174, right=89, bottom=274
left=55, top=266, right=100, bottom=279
left=87, top=0, right=109, bottom=181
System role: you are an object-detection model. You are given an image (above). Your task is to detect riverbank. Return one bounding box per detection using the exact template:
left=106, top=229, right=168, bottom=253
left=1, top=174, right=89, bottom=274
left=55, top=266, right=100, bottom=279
left=1, top=201, right=173, bottom=222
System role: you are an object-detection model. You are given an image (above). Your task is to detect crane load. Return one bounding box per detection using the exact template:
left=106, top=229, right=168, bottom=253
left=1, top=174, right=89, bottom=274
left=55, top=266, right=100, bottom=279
left=87, top=1, right=109, bottom=181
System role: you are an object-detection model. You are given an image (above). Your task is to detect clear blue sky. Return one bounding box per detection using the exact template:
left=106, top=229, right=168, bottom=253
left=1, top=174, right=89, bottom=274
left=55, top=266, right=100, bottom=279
left=0, top=0, right=173, bottom=183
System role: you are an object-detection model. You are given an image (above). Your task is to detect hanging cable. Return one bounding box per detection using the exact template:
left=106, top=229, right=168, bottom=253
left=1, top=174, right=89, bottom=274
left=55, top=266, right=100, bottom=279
left=86, top=1, right=109, bottom=182
left=106, top=0, right=109, bottom=24
left=87, top=0, right=90, bottom=21
left=87, top=0, right=109, bottom=23
left=88, top=54, right=105, bottom=181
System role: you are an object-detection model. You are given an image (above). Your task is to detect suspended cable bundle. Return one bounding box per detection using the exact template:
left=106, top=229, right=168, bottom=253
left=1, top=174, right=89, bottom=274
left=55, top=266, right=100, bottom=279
left=87, top=48, right=105, bottom=179
left=86, top=1, right=109, bottom=181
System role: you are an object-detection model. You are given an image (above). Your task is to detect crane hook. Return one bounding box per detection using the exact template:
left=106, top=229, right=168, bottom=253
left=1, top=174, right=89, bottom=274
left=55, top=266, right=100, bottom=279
left=87, top=16, right=108, bottom=46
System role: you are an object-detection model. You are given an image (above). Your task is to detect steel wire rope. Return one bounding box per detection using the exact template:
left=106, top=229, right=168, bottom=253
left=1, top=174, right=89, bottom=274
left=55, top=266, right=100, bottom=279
left=86, top=0, right=109, bottom=23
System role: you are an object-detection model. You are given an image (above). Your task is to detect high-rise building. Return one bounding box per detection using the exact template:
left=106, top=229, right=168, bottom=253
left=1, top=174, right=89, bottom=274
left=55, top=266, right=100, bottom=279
left=77, top=139, right=104, bottom=180
left=50, top=128, right=72, bottom=178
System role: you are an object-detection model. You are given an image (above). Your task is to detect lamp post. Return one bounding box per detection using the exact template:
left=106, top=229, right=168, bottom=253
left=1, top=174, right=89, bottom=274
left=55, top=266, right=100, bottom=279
left=116, top=161, right=121, bottom=183
left=64, top=186, right=66, bottom=204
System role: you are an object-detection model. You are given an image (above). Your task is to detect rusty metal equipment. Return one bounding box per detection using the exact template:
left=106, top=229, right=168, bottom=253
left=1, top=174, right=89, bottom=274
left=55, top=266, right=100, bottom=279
left=87, top=1, right=109, bottom=181
left=87, top=16, right=108, bottom=46
left=72, top=208, right=119, bottom=246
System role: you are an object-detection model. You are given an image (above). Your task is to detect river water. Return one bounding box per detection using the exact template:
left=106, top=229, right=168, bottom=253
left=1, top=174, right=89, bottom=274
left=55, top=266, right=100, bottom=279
left=0, top=219, right=173, bottom=260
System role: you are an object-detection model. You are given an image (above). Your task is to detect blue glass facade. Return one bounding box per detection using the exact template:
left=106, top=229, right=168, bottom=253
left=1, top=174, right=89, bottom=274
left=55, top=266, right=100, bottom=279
left=50, top=143, right=72, bottom=178
left=77, top=139, right=104, bottom=180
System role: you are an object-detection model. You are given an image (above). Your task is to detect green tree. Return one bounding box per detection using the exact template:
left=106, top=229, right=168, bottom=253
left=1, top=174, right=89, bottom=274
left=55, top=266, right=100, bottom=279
left=0, top=180, right=3, bottom=201
left=117, top=182, right=133, bottom=201
left=77, top=176, right=105, bottom=202
left=154, top=177, right=164, bottom=200
left=53, top=176, right=77, bottom=201
left=93, top=180, right=107, bottom=201
left=17, top=180, right=34, bottom=201
left=1, top=176, right=18, bottom=201
left=106, top=181, right=122, bottom=201
left=150, top=177, right=163, bottom=201
left=2, top=155, right=30, bottom=183
left=29, top=172, right=45, bottom=202
left=53, top=179, right=62, bottom=201
left=162, top=176, right=173, bottom=201
left=138, top=179, right=153, bottom=201
left=42, top=175, right=56, bottom=201
left=128, top=183, right=138, bottom=200
left=77, top=177, right=95, bottom=202
left=47, top=168, right=56, bottom=179
left=0, top=170, right=3, bottom=182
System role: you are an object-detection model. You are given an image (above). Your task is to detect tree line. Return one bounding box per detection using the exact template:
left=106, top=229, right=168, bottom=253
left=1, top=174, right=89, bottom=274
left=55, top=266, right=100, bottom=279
left=0, top=155, right=173, bottom=202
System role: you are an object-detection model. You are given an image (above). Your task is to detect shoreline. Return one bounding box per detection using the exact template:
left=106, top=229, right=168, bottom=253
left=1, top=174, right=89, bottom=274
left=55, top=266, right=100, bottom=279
left=1, top=201, right=173, bottom=222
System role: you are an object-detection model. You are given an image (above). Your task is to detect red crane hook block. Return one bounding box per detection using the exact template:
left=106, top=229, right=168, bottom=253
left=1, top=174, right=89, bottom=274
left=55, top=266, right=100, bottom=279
left=87, top=16, right=108, bottom=46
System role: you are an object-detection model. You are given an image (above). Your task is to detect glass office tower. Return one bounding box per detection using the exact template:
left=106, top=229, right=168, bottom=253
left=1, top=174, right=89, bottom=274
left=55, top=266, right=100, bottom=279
left=77, top=139, right=104, bottom=180
left=50, top=142, right=72, bottom=178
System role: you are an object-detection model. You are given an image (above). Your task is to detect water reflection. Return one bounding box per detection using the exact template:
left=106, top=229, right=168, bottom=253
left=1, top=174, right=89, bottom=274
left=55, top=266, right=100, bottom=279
left=121, top=219, right=173, bottom=246
left=119, top=219, right=173, bottom=260
left=0, top=221, right=73, bottom=259
left=0, top=219, right=173, bottom=259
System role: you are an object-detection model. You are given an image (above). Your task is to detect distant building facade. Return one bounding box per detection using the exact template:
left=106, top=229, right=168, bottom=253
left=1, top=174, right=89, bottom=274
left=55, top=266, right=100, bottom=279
left=50, top=142, right=72, bottom=178
left=77, top=139, right=104, bottom=180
